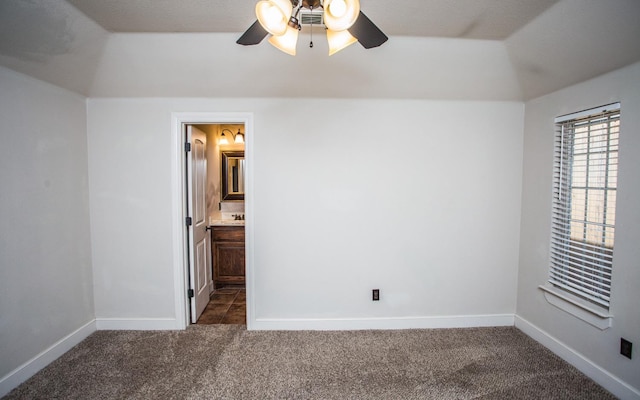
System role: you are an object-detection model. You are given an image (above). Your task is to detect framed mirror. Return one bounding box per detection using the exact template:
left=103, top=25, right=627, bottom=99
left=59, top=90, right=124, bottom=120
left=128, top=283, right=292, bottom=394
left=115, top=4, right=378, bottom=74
left=221, top=151, right=245, bottom=200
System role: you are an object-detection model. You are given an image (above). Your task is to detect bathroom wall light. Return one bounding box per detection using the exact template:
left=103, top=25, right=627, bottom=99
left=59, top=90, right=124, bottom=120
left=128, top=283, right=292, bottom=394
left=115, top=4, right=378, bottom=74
left=219, top=129, right=245, bottom=145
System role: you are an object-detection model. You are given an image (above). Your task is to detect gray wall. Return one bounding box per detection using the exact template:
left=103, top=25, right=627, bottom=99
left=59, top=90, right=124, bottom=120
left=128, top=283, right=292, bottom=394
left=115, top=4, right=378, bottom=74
left=0, top=67, right=94, bottom=379
left=86, top=98, right=523, bottom=326
left=517, top=61, right=640, bottom=390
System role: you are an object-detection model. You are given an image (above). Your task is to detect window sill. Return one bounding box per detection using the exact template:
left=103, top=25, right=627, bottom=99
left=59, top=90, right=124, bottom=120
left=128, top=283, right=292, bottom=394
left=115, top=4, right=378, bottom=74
left=538, top=284, right=613, bottom=330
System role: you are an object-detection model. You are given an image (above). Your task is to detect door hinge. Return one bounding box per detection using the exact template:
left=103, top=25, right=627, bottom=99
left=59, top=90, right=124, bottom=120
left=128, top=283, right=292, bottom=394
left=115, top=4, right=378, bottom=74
left=185, top=216, right=192, bottom=226
left=185, top=142, right=191, bottom=152
left=187, top=289, right=194, bottom=298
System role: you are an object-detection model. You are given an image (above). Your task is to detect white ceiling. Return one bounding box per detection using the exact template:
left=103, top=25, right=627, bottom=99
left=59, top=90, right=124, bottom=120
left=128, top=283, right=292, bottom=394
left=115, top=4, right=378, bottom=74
left=1, top=0, right=639, bottom=100
left=65, top=0, right=559, bottom=40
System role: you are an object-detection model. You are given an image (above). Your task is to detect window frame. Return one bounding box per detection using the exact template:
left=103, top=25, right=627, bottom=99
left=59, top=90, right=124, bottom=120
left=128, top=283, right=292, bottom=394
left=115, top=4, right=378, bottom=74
left=539, top=103, right=620, bottom=329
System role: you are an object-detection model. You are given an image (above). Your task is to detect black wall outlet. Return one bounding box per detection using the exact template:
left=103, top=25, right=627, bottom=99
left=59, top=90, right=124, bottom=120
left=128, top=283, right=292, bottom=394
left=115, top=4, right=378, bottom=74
left=620, top=338, right=632, bottom=359
left=372, top=289, right=380, bottom=301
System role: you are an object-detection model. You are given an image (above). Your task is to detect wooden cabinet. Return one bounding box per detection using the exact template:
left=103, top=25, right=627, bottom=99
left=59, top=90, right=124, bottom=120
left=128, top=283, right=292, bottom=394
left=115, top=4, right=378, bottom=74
left=211, top=226, right=245, bottom=288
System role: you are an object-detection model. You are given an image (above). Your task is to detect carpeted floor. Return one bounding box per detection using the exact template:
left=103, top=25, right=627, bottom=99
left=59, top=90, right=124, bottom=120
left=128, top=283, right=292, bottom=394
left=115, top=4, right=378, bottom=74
left=4, top=326, right=615, bottom=399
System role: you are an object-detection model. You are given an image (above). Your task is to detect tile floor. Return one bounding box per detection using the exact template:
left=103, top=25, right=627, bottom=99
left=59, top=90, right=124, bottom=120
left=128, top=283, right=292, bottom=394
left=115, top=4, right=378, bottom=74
left=196, top=286, right=246, bottom=325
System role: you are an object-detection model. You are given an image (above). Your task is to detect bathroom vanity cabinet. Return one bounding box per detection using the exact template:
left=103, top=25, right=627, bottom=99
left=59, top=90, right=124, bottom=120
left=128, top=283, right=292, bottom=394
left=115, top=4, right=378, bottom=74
left=210, top=225, right=245, bottom=288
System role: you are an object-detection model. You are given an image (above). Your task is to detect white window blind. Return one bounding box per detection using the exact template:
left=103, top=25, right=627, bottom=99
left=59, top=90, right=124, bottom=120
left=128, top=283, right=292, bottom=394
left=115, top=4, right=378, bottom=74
left=549, top=103, right=620, bottom=309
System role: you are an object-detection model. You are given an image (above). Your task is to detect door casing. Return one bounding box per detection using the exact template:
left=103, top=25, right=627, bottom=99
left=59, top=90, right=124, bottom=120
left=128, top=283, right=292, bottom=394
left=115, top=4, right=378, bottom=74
left=171, top=112, right=254, bottom=330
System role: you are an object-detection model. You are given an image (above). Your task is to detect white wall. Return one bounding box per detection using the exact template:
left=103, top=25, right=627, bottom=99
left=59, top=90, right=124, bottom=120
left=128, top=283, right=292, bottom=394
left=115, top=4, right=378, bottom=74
left=87, top=33, right=522, bottom=101
left=203, top=123, right=245, bottom=220
left=516, top=62, right=640, bottom=394
left=204, top=126, right=222, bottom=219
left=0, top=67, right=94, bottom=389
left=87, top=97, right=523, bottom=328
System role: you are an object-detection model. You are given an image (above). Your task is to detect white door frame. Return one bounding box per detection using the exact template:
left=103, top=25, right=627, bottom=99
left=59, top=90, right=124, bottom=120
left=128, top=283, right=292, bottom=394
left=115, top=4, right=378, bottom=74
left=170, top=112, right=254, bottom=330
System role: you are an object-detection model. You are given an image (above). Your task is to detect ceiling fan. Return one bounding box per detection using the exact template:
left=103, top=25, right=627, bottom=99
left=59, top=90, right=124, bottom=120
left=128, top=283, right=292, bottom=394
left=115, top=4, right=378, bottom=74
left=237, top=0, right=388, bottom=56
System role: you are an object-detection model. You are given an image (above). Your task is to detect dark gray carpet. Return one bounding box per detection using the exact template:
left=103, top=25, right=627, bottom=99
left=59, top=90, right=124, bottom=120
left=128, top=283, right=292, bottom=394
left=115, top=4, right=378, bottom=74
left=4, top=326, right=615, bottom=399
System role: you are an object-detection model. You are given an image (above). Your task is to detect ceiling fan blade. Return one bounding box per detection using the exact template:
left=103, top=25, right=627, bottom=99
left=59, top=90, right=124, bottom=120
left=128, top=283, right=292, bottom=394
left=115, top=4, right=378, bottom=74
left=349, top=11, right=388, bottom=49
left=237, top=20, right=268, bottom=46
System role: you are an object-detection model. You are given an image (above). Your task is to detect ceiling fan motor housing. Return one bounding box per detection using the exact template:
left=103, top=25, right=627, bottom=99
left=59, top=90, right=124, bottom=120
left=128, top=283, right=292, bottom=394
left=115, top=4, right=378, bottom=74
left=298, top=0, right=322, bottom=9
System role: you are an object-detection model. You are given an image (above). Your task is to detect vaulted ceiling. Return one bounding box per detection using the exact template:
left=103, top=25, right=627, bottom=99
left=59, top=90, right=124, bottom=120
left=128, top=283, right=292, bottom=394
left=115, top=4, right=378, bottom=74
left=65, top=0, right=558, bottom=40
left=1, top=0, right=639, bottom=100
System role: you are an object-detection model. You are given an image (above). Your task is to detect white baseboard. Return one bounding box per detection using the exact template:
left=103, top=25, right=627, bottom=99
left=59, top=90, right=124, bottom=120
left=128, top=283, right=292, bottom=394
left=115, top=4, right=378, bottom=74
left=95, top=317, right=180, bottom=330
left=0, top=319, right=97, bottom=398
left=515, top=315, right=640, bottom=400
left=251, top=314, right=515, bottom=331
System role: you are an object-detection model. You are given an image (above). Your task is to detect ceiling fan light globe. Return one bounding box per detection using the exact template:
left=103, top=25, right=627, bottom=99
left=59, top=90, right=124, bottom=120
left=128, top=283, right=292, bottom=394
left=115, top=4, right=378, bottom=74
left=323, top=0, right=359, bottom=31
left=256, top=0, right=292, bottom=36
left=328, top=0, right=347, bottom=17
left=268, top=24, right=299, bottom=56
left=327, top=29, right=357, bottom=55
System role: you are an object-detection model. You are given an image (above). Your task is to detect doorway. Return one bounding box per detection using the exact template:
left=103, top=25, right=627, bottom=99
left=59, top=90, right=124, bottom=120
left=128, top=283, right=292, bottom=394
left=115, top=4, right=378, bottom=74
left=170, top=112, right=254, bottom=330
left=190, top=123, right=246, bottom=325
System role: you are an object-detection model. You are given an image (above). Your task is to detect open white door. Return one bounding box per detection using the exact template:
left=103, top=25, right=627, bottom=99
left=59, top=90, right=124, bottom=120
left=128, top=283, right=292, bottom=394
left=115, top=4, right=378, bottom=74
left=187, top=125, right=211, bottom=323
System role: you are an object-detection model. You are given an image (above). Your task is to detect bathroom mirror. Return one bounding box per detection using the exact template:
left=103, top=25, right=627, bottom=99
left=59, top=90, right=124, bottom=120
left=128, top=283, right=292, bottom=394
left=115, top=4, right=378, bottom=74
left=221, top=151, right=244, bottom=200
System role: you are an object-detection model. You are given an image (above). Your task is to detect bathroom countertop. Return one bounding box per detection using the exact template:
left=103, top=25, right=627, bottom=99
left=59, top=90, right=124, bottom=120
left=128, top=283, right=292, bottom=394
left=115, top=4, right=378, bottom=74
left=208, top=219, right=245, bottom=227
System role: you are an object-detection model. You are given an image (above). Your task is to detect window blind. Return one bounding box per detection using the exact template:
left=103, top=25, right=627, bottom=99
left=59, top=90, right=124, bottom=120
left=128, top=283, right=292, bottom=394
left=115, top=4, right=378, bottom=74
left=549, top=103, right=620, bottom=308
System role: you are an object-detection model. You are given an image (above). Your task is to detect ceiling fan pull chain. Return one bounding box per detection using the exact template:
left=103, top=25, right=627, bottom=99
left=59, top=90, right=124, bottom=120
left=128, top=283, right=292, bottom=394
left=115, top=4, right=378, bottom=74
left=309, top=5, right=314, bottom=48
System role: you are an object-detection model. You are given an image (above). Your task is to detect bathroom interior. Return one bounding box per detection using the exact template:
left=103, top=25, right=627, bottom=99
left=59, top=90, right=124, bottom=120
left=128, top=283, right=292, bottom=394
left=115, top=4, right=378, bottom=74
left=192, top=123, right=246, bottom=325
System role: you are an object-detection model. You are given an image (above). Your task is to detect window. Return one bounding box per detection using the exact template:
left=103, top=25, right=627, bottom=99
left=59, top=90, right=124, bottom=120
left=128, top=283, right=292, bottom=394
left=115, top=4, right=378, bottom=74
left=548, top=103, right=620, bottom=309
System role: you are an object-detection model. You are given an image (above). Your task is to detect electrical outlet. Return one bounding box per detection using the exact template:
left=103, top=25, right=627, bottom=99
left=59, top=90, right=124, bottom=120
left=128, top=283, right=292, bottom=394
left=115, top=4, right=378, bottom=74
left=620, top=338, right=633, bottom=359
left=372, top=289, right=380, bottom=301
